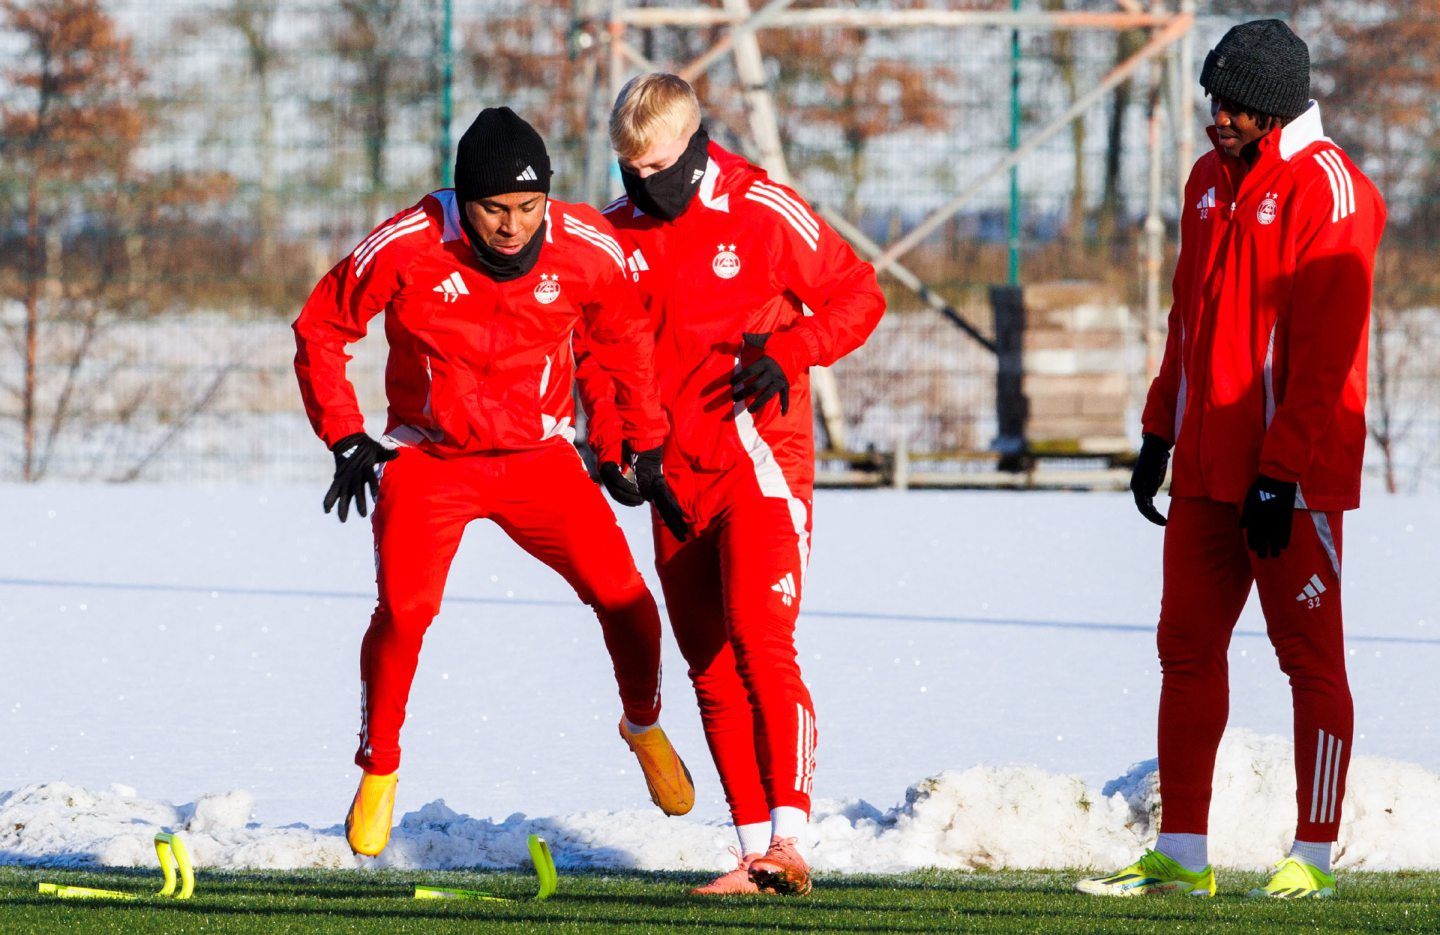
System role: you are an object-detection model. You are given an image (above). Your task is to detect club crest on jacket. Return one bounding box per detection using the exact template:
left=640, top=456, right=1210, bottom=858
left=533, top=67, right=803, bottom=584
left=712, top=243, right=741, bottom=279
left=534, top=273, right=561, bottom=304
left=1257, top=193, right=1279, bottom=226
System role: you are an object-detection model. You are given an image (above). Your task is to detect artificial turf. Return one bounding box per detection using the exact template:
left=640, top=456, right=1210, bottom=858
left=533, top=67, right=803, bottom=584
left=2, top=864, right=1438, bottom=933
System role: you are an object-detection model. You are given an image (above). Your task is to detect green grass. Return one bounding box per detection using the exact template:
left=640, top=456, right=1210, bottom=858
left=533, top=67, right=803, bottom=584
left=2, top=865, right=1438, bottom=934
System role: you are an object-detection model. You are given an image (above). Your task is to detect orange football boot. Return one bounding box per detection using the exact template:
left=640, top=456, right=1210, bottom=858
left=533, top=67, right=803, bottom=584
left=618, top=719, right=695, bottom=816
left=748, top=836, right=812, bottom=895
left=345, top=771, right=398, bottom=857
left=692, top=848, right=765, bottom=895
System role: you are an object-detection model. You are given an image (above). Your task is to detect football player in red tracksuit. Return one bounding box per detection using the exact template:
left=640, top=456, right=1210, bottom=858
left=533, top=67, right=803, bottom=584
left=582, top=74, right=885, bottom=896
left=1078, top=21, right=1385, bottom=900
left=293, top=108, right=696, bottom=859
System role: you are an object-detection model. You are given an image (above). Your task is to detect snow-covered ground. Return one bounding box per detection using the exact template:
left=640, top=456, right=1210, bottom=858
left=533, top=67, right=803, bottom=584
left=1, top=487, right=1437, bottom=873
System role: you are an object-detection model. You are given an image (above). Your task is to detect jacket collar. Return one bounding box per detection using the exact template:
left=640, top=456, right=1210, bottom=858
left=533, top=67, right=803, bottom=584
left=697, top=156, right=730, bottom=212
left=436, top=189, right=465, bottom=243
left=1276, top=101, right=1329, bottom=160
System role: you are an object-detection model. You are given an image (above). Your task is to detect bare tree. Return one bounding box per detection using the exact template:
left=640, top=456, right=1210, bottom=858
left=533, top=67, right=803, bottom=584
left=330, top=0, right=445, bottom=220
left=759, top=16, right=951, bottom=222
left=1041, top=0, right=1085, bottom=246
left=0, top=0, right=237, bottom=481
left=0, top=0, right=144, bottom=480
left=1096, top=25, right=1142, bottom=252
left=460, top=0, right=596, bottom=196
left=220, top=0, right=282, bottom=268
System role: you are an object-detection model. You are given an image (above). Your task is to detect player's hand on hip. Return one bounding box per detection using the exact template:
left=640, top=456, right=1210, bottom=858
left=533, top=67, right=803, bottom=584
left=1130, top=433, right=1171, bottom=527
left=323, top=433, right=398, bottom=523
left=631, top=445, right=690, bottom=542
left=598, top=461, right=646, bottom=507
left=1240, top=473, right=1297, bottom=559
left=731, top=332, right=790, bottom=416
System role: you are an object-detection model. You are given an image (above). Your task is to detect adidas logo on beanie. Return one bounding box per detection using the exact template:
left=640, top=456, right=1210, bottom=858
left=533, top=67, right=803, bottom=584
left=454, top=106, right=552, bottom=202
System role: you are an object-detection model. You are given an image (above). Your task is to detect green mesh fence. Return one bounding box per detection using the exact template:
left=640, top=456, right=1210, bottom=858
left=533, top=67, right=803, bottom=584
left=1, top=1, right=1435, bottom=490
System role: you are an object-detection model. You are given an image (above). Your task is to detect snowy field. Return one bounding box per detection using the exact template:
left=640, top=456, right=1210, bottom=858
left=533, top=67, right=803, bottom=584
left=1, top=486, right=1437, bottom=874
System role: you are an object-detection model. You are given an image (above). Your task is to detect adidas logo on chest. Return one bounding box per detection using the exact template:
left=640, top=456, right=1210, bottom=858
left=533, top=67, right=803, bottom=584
left=432, top=271, right=469, bottom=303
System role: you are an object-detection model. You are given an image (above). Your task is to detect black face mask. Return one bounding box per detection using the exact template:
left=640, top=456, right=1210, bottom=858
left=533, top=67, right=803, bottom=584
left=460, top=211, right=546, bottom=282
left=621, top=127, right=710, bottom=222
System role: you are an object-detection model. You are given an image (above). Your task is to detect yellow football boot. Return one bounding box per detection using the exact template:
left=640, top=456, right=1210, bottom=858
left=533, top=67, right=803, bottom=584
left=345, top=771, right=398, bottom=857
left=1075, top=849, right=1216, bottom=897
left=1247, top=857, right=1337, bottom=899
left=619, top=719, right=695, bottom=816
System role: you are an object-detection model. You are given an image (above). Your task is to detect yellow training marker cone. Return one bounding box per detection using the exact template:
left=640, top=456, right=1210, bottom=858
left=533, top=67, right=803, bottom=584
left=36, top=882, right=137, bottom=900
left=154, top=832, right=195, bottom=899
left=414, top=833, right=558, bottom=902
left=37, top=831, right=196, bottom=901
left=529, top=834, right=557, bottom=901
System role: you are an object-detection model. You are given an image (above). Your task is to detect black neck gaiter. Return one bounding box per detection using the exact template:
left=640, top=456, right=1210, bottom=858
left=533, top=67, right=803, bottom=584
left=621, top=127, right=711, bottom=222
left=460, top=213, right=547, bottom=282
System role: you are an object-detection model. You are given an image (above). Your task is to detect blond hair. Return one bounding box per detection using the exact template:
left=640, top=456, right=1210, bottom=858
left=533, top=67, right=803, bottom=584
left=609, top=73, right=702, bottom=161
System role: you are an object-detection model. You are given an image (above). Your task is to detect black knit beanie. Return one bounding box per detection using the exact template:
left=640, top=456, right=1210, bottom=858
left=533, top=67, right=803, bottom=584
left=1200, top=19, right=1310, bottom=120
left=454, top=107, right=551, bottom=202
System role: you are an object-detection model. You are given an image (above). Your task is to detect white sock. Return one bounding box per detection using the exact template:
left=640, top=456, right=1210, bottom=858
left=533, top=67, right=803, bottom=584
left=736, top=822, right=770, bottom=858
left=623, top=717, right=657, bottom=734
left=1156, top=832, right=1209, bottom=872
left=770, top=806, right=809, bottom=854
left=1290, top=839, right=1333, bottom=874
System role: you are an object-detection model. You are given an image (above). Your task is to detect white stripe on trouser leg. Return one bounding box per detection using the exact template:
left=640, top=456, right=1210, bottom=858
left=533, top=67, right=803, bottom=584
left=804, top=707, right=814, bottom=793
left=806, top=708, right=814, bottom=793
left=1309, top=728, right=1326, bottom=823
left=731, top=359, right=812, bottom=584
left=1321, top=733, right=1337, bottom=822
left=360, top=680, right=372, bottom=759
left=729, top=417, right=809, bottom=579
left=1296, top=488, right=1342, bottom=580
left=807, top=709, right=815, bottom=793
left=1317, top=733, right=1337, bottom=823
left=1327, top=739, right=1344, bottom=823
left=793, top=703, right=815, bottom=794
left=794, top=704, right=805, bottom=793
left=1310, top=512, right=1341, bottom=579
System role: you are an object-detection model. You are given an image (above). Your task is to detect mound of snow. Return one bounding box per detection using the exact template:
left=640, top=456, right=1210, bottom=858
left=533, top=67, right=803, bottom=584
left=4, top=730, right=1438, bottom=872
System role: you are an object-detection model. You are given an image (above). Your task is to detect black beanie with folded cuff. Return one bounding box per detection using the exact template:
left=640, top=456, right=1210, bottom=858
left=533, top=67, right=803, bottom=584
left=454, top=106, right=552, bottom=202
left=1200, top=19, right=1310, bottom=120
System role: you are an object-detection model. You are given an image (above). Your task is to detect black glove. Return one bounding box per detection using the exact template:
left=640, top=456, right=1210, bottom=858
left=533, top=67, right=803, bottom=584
left=1130, top=433, right=1172, bottom=527
left=631, top=446, right=690, bottom=541
left=597, top=461, right=646, bottom=507
left=731, top=332, right=790, bottom=415
left=323, top=433, right=398, bottom=523
left=1240, top=473, right=1298, bottom=559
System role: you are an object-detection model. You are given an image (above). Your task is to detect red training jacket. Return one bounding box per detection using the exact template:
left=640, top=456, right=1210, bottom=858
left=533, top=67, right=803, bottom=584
left=1142, top=104, right=1386, bottom=512
left=582, top=142, right=886, bottom=529
left=294, top=191, right=667, bottom=458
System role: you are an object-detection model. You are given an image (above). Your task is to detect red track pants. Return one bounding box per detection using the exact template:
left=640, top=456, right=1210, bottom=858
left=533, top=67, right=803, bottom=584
left=354, top=443, right=662, bottom=774
left=654, top=494, right=816, bottom=826
left=1157, top=496, right=1352, bottom=842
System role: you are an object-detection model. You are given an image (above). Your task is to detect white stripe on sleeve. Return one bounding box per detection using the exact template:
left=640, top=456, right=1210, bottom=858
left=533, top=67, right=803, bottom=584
left=744, top=186, right=820, bottom=251
left=355, top=217, right=429, bottom=276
